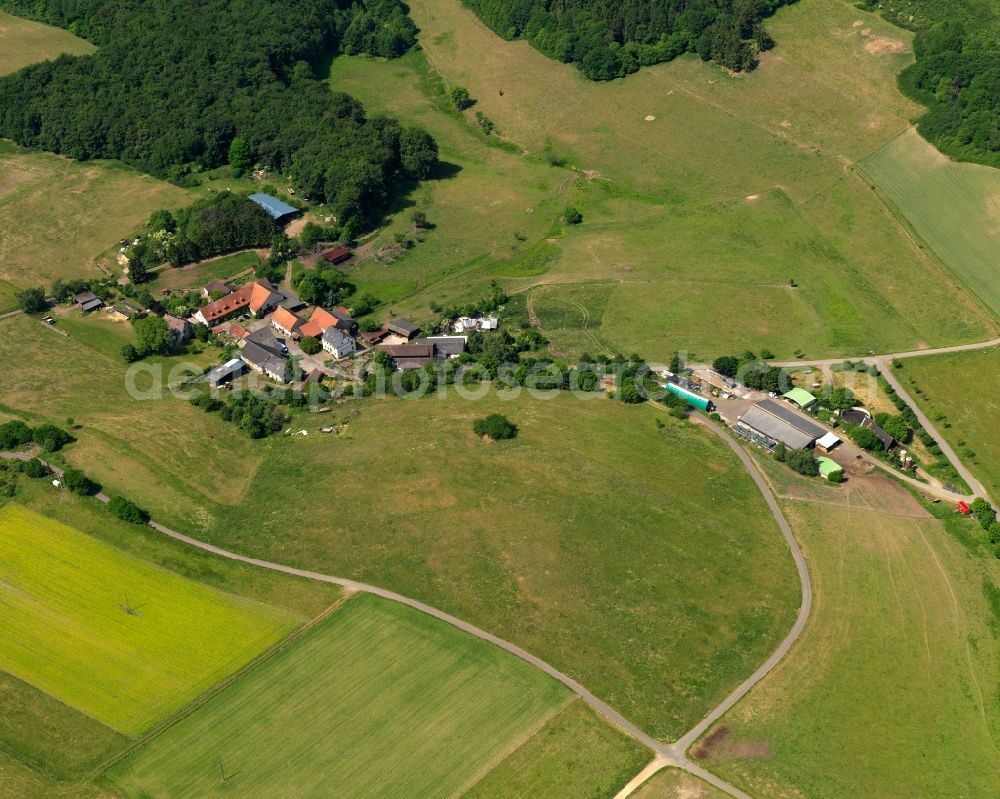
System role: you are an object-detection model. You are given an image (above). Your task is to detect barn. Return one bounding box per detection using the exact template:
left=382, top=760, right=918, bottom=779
left=248, top=192, right=300, bottom=223
left=736, top=399, right=826, bottom=450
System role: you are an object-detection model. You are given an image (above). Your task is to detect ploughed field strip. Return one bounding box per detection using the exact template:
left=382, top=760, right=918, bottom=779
left=0, top=504, right=298, bottom=734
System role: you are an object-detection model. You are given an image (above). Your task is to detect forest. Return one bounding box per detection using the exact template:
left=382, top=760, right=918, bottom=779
left=0, top=0, right=436, bottom=230
left=459, top=0, right=796, bottom=78
left=879, top=0, right=1000, bottom=167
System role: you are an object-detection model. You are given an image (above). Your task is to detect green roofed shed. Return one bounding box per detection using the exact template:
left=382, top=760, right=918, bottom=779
left=783, top=387, right=817, bottom=409
left=817, top=457, right=843, bottom=480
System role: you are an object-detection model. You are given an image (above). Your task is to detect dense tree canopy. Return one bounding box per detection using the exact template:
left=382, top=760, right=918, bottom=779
left=0, top=0, right=437, bottom=228
left=461, top=0, right=794, bottom=78
left=885, top=2, right=1000, bottom=167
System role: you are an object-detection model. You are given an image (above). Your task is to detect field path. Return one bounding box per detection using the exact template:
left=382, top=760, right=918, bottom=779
left=1, top=419, right=810, bottom=799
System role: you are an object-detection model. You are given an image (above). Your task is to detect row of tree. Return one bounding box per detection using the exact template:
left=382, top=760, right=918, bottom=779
left=461, top=0, right=794, bottom=78
left=0, top=0, right=438, bottom=230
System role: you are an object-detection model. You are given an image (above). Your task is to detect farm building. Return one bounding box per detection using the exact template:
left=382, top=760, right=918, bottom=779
left=376, top=343, right=434, bottom=370
left=299, top=307, right=355, bottom=339
left=452, top=316, right=500, bottom=333
left=164, top=314, right=193, bottom=343
left=241, top=341, right=289, bottom=383
left=816, top=431, right=841, bottom=453
left=321, top=247, right=352, bottom=264
left=841, top=408, right=896, bottom=451
left=194, top=280, right=286, bottom=327
left=202, top=280, right=227, bottom=298
left=271, top=307, right=303, bottom=338
left=106, top=305, right=134, bottom=322
left=736, top=399, right=826, bottom=450
left=664, top=381, right=713, bottom=412
left=415, top=336, right=467, bottom=359
left=322, top=328, right=357, bottom=359
left=207, top=358, right=246, bottom=388
left=783, top=387, right=817, bottom=410
left=248, top=192, right=299, bottom=222
left=74, top=290, right=103, bottom=313
left=387, top=319, right=420, bottom=340
left=817, top=457, right=844, bottom=481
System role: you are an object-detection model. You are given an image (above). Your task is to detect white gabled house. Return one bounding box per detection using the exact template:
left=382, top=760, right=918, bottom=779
left=322, top=327, right=357, bottom=359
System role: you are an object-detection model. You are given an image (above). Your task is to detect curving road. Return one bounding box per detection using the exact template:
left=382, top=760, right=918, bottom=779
left=1, top=418, right=810, bottom=799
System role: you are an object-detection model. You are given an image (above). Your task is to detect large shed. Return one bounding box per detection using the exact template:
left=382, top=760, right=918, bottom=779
left=783, top=387, right=817, bottom=410
left=737, top=399, right=826, bottom=450
left=248, top=192, right=299, bottom=222
left=664, top=381, right=713, bottom=412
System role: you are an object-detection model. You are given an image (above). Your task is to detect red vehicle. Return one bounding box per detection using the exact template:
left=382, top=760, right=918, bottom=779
left=957, top=501, right=972, bottom=516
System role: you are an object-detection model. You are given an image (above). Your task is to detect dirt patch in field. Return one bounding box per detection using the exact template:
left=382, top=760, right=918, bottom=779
left=864, top=36, right=905, bottom=55
left=691, top=725, right=771, bottom=760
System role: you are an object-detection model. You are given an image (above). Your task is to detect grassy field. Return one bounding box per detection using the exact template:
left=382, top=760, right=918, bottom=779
left=858, top=128, right=1000, bottom=318
left=698, top=492, right=1000, bottom=797
left=893, top=347, right=1000, bottom=498
left=150, top=250, right=262, bottom=293
left=108, top=593, right=571, bottom=798
left=327, top=0, right=995, bottom=360
left=462, top=701, right=648, bottom=798
left=0, top=142, right=191, bottom=290
left=0, top=11, right=94, bottom=75
left=0, top=504, right=298, bottom=734
left=186, top=392, right=801, bottom=741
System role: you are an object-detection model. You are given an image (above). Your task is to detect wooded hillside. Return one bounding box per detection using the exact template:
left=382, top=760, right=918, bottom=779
left=460, top=0, right=795, bottom=78
left=0, top=0, right=436, bottom=230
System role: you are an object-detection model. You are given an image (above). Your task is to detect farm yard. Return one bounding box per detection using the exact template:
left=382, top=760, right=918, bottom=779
left=857, top=128, right=1000, bottom=317
left=896, top=347, right=1000, bottom=498
left=108, top=593, right=574, bottom=798
left=0, top=504, right=297, bottom=734
left=700, top=495, right=1000, bottom=798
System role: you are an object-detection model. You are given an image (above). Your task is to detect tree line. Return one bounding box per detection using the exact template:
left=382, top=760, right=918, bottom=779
left=460, top=0, right=795, bottom=78
left=886, top=4, right=1000, bottom=167
left=0, top=0, right=437, bottom=231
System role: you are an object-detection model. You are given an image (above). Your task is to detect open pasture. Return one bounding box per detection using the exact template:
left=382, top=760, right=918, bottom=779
left=0, top=11, right=94, bottom=76
left=896, top=346, right=1000, bottom=498
left=858, top=127, right=1000, bottom=318
left=0, top=504, right=297, bottom=734
left=701, top=497, right=1000, bottom=798
left=109, top=593, right=570, bottom=798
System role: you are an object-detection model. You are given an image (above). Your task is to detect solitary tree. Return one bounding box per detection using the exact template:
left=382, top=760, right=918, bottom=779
left=15, top=287, right=47, bottom=314
left=449, top=86, right=472, bottom=111
left=473, top=413, right=517, bottom=440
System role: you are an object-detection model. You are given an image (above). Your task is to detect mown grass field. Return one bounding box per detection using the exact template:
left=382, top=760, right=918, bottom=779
left=858, top=127, right=1000, bottom=318
left=700, top=495, right=1000, bottom=798
left=109, top=593, right=571, bottom=798
left=150, top=250, right=262, bottom=293
left=329, top=0, right=995, bottom=360
left=894, top=347, right=1000, bottom=498
left=0, top=11, right=94, bottom=75
left=461, top=701, right=648, bottom=798
left=0, top=504, right=298, bottom=734
left=191, top=392, right=800, bottom=741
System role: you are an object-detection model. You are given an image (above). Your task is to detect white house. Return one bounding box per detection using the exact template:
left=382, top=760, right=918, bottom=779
left=452, top=315, right=499, bottom=333
left=322, top=328, right=357, bottom=359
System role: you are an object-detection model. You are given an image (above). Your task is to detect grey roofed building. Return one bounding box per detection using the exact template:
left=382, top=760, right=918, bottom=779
left=248, top=192, right=299, bottom=221
left=321, top=327, right=356, bottom=358
left=207, top=357, right=246, bottom=387
left=415, top=336, right=467, bottom=358
left=737, top=399, right=826, bottom=450
left=387, top=318, right=420, bottom=338
left=74, top=290, right=103, bottom=313
left=244, top=326, right=287, bottom=357
left=240, top=340, right=289, bottom=383
left=841, top=408, right=895, bottom=451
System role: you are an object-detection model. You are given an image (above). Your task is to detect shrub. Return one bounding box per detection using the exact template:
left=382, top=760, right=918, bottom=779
left=0, top=420, right=33, bottom=450
left=850, top=426, right=883, bottom=452
left=107, top=495, right=150, bottom=524
left=827, top=469, right=844, bottom=484
left=449, top=86, right=472, bottom=111
left=562, top=206, right=583, bottom=225
left=32, top=423, right=74, bottom=452
left=473, top=413, right=517, bottom=440
left=22, top=458, right=50, bottom=479
left=300, top=336, right=322, bottom=355
left=62, top=467, right=99, bottom=496
left=15, top=287, right=47, bottom=314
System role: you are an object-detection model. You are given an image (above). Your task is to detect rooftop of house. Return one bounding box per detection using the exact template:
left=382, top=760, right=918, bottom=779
left=387, top=318, right=420, bottom=337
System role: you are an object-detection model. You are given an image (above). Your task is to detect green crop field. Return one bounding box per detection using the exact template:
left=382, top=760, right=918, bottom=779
left=462, top=701, right=648, bottom=798
left=0, top=504, right=298, bottom=734
left=894, top=347, right=1000, bottom=497
left=327, top=0, right=995, bottom=360
left=858, top=128, right=1000, bottom=318
left=699, top=493, right=1000, bottom=798
left=109, top=593, right=571, bottom=798
left=0, top=11, right=94, bottom=76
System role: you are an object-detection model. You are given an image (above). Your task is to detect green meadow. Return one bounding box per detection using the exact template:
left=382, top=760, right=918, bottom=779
left=858, top=128, right=1000, bottom=317
left=0, top=504, right=297, bottom=734
left=0, top=11, right=94, bottom=75
left=109, top=594, right=571, bottom=798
